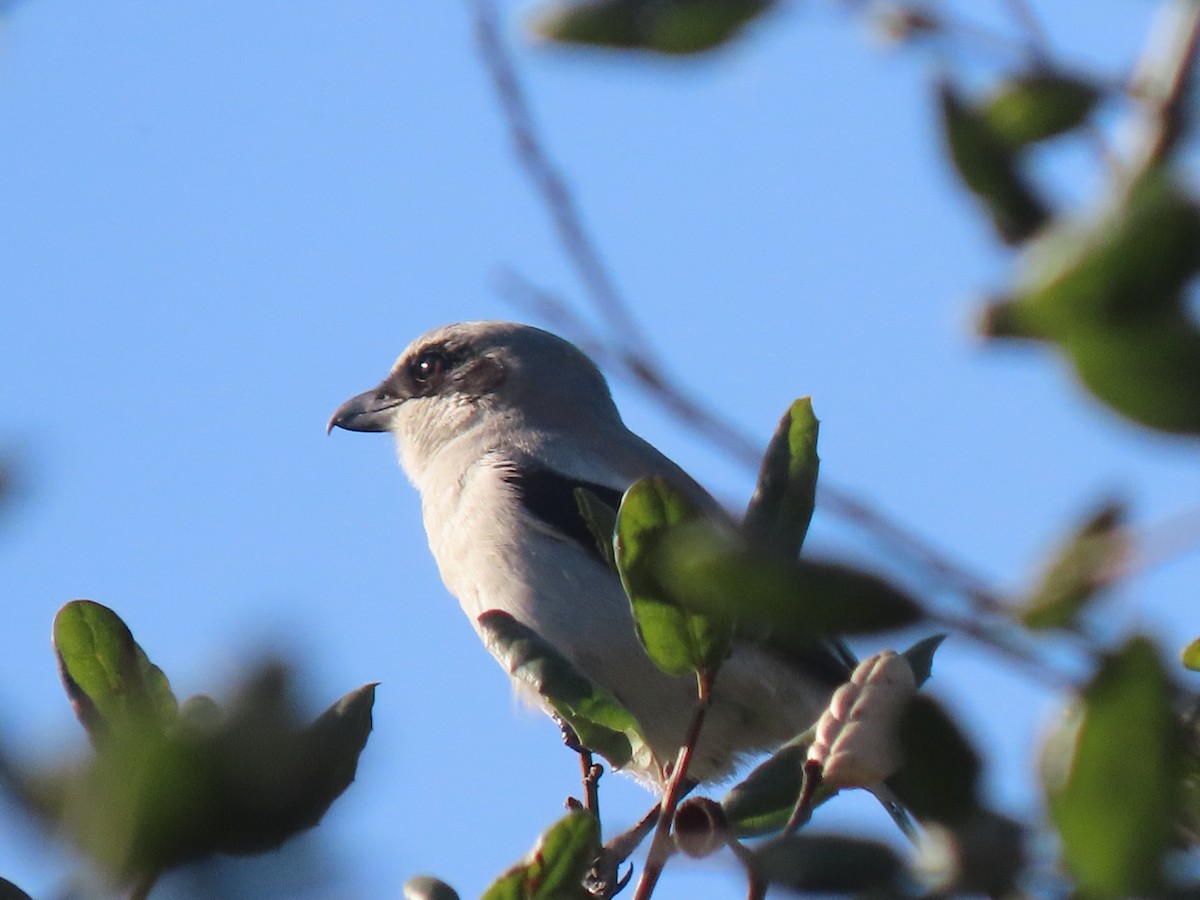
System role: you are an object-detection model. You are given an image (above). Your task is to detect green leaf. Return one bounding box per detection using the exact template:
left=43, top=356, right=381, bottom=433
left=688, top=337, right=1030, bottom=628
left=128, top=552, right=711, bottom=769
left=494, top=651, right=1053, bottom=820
left=482, top=810, right=600, bottom=900
left=615, top=478, right=735, bottom=675
left=479, top=610, right=654, bottom=773
left=574, top=487, right=618, bottom=571
left=743, top=397, right=820, bottom=558
left=983, top=73, right=1099, bottom=147
left=988, top=172, right=1200, bottom=335
left=655, top=522, right=924, bottom=645
left=404, top=876, right=461, bottom=900
left=52, top=601, right=177, bottom=741
left=1019, top=501, right=1125, bottom=630
left=1064, top=313, right=1200, bottom=434
left=981, top=172, right=1200, bottom=434
left=938, top=80, right=1048, bottom=245
left=721, top=729, right=813, bottom=836
left=1046, top=637, right=1180, bottom=898
left=530, top=0, right=771, bottom=55
left=891, top=696, right=981, bottom=825
left=1182, top=638, right=1200, bottom=672
left=900, top=634, right=945, bottom=688
left=749, top=834, right=904, bottom=894
left=26, top=665, right=377, bottom=880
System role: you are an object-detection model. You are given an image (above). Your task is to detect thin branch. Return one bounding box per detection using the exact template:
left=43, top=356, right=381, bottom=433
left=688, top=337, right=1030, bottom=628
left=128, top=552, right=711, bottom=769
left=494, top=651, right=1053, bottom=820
left=996, top=0, right=1120, bottom=175
left=632, top=669, right=716, bottom=900
left=998, top=0, right=1051, bottom=61
left=727, top=837, right=768, bottom=900
left=466, top=0, right=650, bottom=358
left=1128, top=0, right=1200, bottom=177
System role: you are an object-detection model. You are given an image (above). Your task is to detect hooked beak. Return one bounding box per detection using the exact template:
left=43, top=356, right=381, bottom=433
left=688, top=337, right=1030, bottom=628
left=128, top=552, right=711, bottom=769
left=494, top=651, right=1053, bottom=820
left=326, top=388, right=402, bottom=435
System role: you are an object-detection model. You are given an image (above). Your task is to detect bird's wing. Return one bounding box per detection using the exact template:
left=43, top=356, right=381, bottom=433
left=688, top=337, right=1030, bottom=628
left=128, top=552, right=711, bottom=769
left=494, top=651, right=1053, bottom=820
left=500, top=465, right=624, bottom=568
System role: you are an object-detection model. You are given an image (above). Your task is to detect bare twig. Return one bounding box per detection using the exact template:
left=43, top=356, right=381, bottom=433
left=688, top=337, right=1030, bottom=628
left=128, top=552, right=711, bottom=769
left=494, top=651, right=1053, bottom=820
left=727, top=837, right=768, bottom=900
left=997, top=0, right=1120, bottom=174
left=632, top=669, right=716, bottom=900
left=465, top=0, right=1123, bottom=692
left=998, top=0, right=1051, bottom=61
left=781, top=760, right=823, bottom=836
left=1128, top=0, right=1200, bottom=177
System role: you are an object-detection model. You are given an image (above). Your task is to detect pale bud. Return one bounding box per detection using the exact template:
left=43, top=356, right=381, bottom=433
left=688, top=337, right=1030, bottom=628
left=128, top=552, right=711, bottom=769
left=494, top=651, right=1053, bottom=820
left=807, top=650, right=916, bottom=789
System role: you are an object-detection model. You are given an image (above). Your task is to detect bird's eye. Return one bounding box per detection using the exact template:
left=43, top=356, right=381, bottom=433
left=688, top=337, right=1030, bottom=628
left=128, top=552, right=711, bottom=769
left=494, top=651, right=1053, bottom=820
left=410, top=350, right=450, bottom=387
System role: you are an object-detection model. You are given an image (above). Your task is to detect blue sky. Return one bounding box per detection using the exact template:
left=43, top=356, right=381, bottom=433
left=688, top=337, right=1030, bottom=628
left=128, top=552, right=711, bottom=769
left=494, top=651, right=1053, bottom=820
left=2, top=2, right=1198, bottom=897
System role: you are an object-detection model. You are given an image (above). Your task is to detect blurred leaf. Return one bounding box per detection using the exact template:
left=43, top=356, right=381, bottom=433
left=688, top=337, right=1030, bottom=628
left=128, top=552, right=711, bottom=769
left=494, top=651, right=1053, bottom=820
left=901, top=634, right=945, bottom=688
left=1046, top=637, right=1180, bottom=898
left=404, top=875, right=461, bottom=900
left=721, top=729, right=813, bottom=836
left=482, top=810, right=600, bottom=900
left=656, top=522, right=924, bottom=646
left=946, top=810, right=1027, bottom=898
left=1183, top=638, right=1200, bottom=672
left=986, top=172, right=1200, bottom=335
left=22, top=665, right=375, bottom=881
left=892, top=696, right=981, bottom=825
left=574, top=487, right=618, bottom=571
left=983, top=73, right=1099, bottom=147
left=1064, top=314, right=1200, bottom=434
left=530, top=0, right=771, bottom=55
left=749, top=834, right=904, bottom=894
left=52, top=601, right=177, bottom=742
left=616, top=478, right=734, bottom=675
left=938, top=80, right=1048, bottom=244
left=479, top=610, right=654, bottom=773
left=1019, top=501, right=1126, bottom=630
left=0, top=879, right=33, bottom=900
left=743, top=397, right=820, bottom=558
left=982, top=173, right=1200, bottom=434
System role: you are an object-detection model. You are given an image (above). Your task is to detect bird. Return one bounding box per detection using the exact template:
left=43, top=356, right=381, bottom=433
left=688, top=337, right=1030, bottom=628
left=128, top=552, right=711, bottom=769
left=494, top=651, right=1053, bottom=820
left=327, top=321, right=855, bottom=790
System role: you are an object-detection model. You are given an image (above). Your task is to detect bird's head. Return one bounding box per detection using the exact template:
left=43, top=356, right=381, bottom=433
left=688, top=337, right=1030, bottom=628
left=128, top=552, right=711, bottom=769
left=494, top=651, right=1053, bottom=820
left=328, top=321, right=621, bottom=478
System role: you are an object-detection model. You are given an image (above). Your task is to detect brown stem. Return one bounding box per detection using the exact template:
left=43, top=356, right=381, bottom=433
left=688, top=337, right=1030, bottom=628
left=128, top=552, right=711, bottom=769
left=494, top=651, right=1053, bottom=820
left=1128, top=0, right=1200, bottom=176
left=782, top=760, right=824, bottom=837
left=632, top=669, right=717, bottom=900
left=728, top=837, right=768, bottom=900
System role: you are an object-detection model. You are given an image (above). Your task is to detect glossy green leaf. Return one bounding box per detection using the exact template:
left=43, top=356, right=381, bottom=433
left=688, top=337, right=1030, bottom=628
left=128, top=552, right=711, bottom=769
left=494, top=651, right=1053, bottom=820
left=744, top=397, right=820, bottom=558
left=983, top=73, right=1099, bottom=147
left=1182, top=638, right=1200, bottom=672
left=749, top=834, right=904, bottom=894
left=1020, top=501, right=1125, bottom=630
left=574, top=487, right=618, bottom=571
left=1046, top=637, right=1180, bottom=898
left=891, top=696, right=980, bottom=825
left=616, top=478, right=734, bottom=675
left=655, top=522, right=923, bottom=645
left=52, top=601, right=177, bottom=741
left=479, top=610, right=654, bottom=773
left=721, top=730, right=813, bottom=836
left=530, top=0, right=771, bottom=55
left=938, top=81, right=1048, bottom=244
left=404, top=876, right=461, bottom=900
left=482, top=810, right=600, bottom=900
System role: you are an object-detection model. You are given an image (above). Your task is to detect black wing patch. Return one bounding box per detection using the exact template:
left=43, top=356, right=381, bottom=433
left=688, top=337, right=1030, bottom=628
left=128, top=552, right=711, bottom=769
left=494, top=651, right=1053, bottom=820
left=503, top=467, right=625, bottom=567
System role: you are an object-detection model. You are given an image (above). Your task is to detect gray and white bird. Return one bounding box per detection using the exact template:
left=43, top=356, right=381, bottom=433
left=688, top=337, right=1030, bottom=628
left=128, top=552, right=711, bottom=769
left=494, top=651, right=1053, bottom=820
left=328, top=321, right=852, bottom=789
